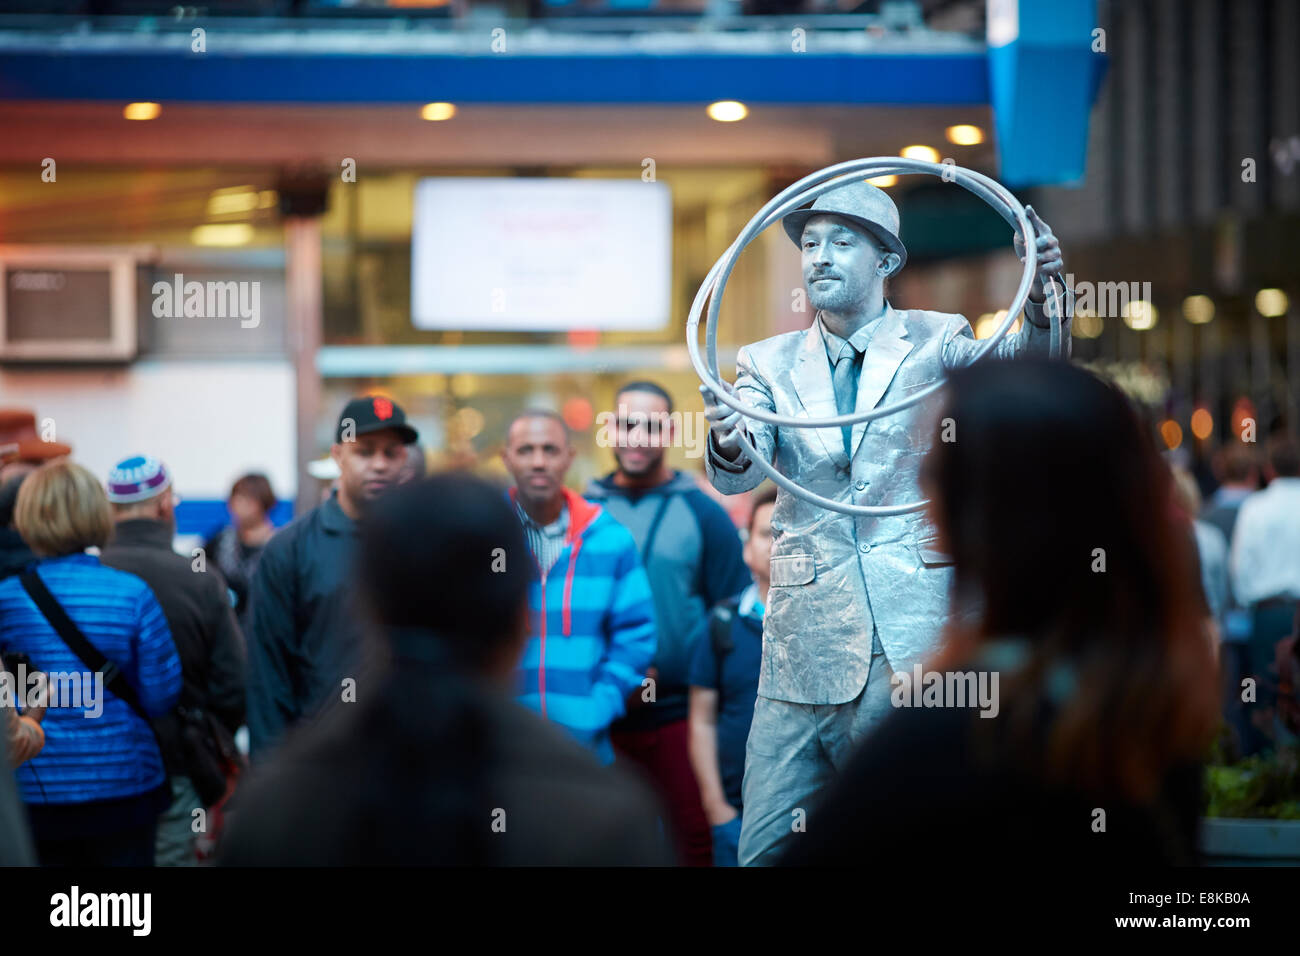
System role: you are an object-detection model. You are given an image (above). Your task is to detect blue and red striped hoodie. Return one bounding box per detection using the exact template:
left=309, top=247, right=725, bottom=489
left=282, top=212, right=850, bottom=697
left=512, top=487, right=656, bottom=765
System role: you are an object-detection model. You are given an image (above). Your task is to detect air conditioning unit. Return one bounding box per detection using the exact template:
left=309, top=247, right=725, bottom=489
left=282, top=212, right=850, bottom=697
left=0, top=245, right=152, bottom=363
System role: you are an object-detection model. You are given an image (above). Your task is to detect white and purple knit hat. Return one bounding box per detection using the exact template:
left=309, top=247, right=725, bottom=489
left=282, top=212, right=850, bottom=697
left=106, top=455, right=172, bottom=504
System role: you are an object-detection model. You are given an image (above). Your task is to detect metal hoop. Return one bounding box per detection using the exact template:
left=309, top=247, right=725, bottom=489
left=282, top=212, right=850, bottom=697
left=688, top=158, right=1059, bottom=517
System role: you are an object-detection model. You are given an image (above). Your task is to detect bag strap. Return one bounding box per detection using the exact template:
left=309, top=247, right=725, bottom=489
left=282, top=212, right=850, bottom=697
left=639, top=492, right=675, bottom=567
left=19, top=571, right=153, bottom=727
left=710, top=597, right=741, bottom=660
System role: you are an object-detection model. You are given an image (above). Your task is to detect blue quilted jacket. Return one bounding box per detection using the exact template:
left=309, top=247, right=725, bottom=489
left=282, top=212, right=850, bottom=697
left=0, top=554, right=182, bottom=805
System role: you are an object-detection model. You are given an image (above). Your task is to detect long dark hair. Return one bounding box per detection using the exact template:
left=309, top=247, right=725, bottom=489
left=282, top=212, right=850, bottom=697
left=351, top=473, right=531, bottom=864
left=921, top=358, right=1217, bottom=802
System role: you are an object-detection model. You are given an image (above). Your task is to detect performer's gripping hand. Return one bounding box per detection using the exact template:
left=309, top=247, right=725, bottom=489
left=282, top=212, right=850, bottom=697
left=699, top=384, right=745, bottom=461
left=1013, top=205, right=1064, bottom=303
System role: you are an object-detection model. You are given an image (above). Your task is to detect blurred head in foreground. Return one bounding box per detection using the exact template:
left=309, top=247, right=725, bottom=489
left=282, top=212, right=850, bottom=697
left=920, top=358, right=1218, bottom=801
left=219, top=472, right=666, bottom=865
left=359, top=472, right=531, bottom=680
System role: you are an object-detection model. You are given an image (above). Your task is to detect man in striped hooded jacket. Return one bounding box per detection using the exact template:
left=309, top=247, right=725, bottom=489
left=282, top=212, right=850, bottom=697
left=502, top=409, right=656, bottom=766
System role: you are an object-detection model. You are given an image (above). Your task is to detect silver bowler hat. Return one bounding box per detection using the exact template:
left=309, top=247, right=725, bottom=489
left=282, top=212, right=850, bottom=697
left=781, top=179, right=907, bottom=269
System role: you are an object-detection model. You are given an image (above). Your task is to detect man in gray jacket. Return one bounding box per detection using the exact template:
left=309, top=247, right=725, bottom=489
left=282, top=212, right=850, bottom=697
left=588, top=380, right=751, bottom=866
left=701, top=180, right=1072, bottom=865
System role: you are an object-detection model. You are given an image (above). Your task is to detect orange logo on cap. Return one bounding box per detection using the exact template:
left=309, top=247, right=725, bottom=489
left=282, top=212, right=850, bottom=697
left=373, top=397, right=394, bottom=421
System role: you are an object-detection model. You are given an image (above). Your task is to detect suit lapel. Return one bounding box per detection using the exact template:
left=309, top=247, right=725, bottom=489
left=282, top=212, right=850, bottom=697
left=851, top=306, right=913, bottom=457
left=791, top=318, right=842, bottom=465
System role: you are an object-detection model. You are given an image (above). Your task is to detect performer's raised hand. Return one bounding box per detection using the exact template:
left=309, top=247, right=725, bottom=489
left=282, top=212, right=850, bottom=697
left=699, top=383, right=745, bottom=460
left=1013, top=205, right=1064, bottom=303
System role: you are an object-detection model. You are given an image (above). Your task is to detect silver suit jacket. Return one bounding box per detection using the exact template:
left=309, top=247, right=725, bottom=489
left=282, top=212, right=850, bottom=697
left=706, top=303, right=1072, bottom=705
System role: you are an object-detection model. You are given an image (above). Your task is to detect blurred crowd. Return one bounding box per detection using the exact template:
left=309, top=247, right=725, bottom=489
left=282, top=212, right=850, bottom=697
left=1, top=360, right=1298, bottom=866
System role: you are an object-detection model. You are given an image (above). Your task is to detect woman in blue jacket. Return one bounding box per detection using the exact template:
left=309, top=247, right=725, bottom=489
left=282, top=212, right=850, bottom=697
left=0, top=461, right=181, bottom=865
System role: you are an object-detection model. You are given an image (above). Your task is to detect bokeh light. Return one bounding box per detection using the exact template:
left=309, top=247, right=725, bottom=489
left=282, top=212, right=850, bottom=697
left=945, top=124, right=985, bottom=146
left=562, top=396, right=594, bottom=431
left=1255, top=288, right=1289, bottom=317
left=1231, top=397, right=1256, bottom=439
left=1190, top=407, right=1214, bottom=440
left=451, top=406, right=484, bottom=438
left=567, top=329, right=600, bottom=350
left=1182, top=295, right=1215, bottom=324
left=420, top=102, right=456, bottom=121
left=706, top=101, right=747, bottom=122
left=123, top=102, right=161, bottom=121
left=1073, top=309, right=1103, bottom=339
left=974, top=310, right=1020, bottom=339
left=1121, top=300, right=1158, bottom=330
left=191, top=224, right=254, bottom=247
left=900, top=145, right=940, bottom=163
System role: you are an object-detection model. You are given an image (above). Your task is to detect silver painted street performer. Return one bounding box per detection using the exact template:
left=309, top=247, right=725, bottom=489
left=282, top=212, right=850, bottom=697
left=700, top=179, right=1073, bottom=866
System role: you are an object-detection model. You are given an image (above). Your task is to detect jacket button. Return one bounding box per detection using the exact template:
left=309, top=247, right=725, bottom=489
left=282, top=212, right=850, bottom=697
left=859, top=542, right=871, bottom=554
left=855, top=480, right=867, bottom=491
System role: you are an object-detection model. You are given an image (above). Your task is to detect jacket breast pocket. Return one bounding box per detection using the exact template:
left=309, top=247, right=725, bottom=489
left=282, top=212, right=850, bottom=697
left=770, top=553, right=815, bottom=587
left=917, top=535, right=954, bottom=567
left=896, top=374, right=942, bottom=392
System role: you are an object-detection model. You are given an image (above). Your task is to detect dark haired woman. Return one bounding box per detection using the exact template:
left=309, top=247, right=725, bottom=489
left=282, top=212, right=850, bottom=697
left=204, top=473, right=277, bottom=628
left=783, top=358, right=1218, bottom=866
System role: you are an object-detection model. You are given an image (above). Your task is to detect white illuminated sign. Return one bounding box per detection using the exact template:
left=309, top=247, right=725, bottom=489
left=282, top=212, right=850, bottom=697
left=411, top=177, right=672, bottom=332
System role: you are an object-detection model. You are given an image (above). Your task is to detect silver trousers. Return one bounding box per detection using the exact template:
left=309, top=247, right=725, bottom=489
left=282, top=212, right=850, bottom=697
left=738, top=631, right=896, bottom=866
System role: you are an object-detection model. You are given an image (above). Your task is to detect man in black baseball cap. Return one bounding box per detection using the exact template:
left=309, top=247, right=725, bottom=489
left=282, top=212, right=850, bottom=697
left=334, top=395, right=419, bottom=446
left=245, top=395, right=419, bottom=757
left=332, top=395, right=420, bottom=515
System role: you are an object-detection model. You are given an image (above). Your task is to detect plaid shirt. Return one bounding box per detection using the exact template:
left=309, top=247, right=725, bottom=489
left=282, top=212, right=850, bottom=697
left=516, top=499, right=570, bottom=577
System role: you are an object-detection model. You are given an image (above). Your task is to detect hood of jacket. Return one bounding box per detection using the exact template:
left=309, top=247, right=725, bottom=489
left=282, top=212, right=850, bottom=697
left=585, top=470, right=698, bottom=502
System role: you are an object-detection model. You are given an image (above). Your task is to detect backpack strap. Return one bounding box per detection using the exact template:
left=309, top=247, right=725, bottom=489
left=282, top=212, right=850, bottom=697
left=639, top=492, right=675, bottom=566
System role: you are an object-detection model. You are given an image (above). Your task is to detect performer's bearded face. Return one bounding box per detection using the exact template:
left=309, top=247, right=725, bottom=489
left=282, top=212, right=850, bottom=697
left=800, top=215, right=885, bottom=314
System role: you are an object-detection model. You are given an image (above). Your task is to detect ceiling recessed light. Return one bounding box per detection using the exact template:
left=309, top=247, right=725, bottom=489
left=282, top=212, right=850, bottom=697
left=420, top=102, right=457, bottom=121
left=191, top=224, right=254, bottom=247
left=900, top=145, right=940, bottom=163
left=945, top=124, right=984, bottom=146
left=206, top=186, right=261, bottom=217
left=707, top=101, right=748, bottom=123
left=124, top=102, right=161, bottom=121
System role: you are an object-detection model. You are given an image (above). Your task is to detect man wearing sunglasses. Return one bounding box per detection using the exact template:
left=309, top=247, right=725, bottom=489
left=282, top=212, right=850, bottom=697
left=587, top=380, right=752, bottom=867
